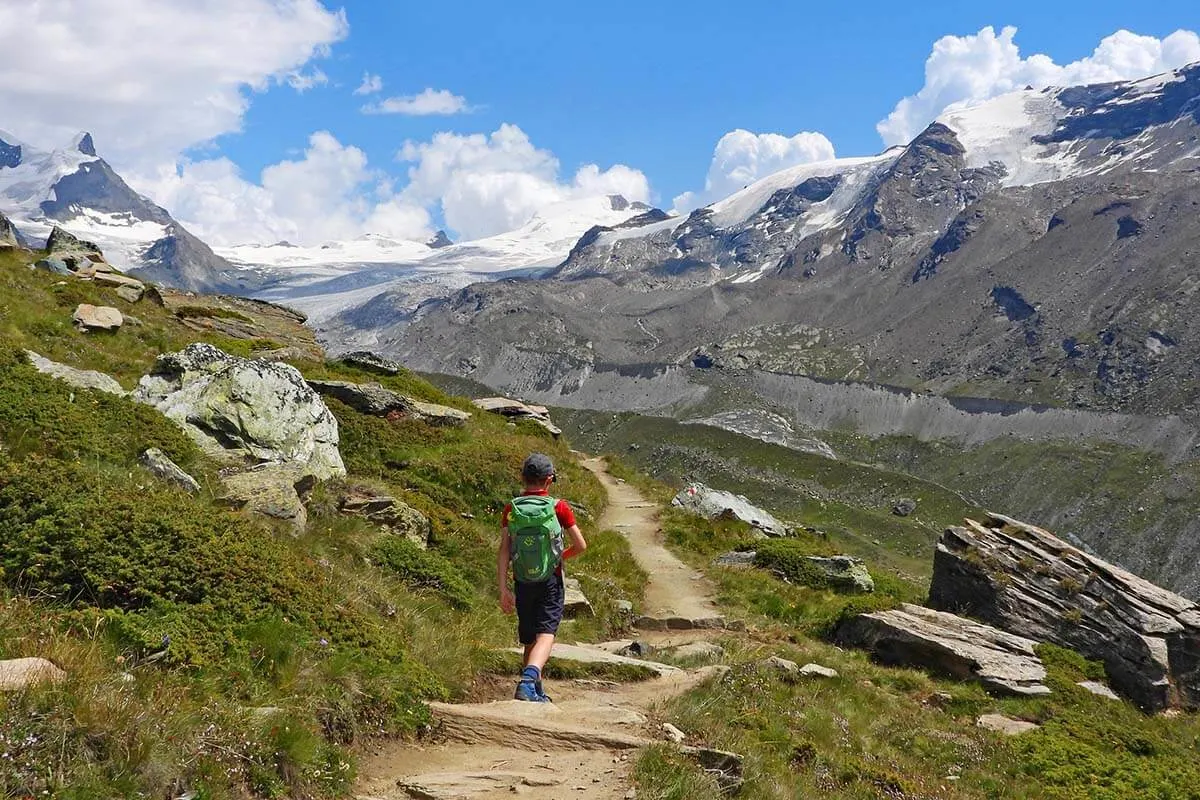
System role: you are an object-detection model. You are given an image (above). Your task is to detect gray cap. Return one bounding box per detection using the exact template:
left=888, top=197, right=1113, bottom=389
left=522, top=453, right=555, bottom=481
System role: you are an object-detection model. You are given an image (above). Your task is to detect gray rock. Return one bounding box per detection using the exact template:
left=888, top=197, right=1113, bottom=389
left=614, top=599, right=634, bottom=614
left=835, top=603, right=1051, bottom=697
left=977, top=714, right=1040, bottom=736
left=34, top=257, right=72, bottom=275
left=411, top=399, right=472, bottom=427
left=220, top=464, right=315, bottom=534
left=661, top=723, right=687, bottom=743
left=72, top=303, right=123, bottom=331
left=805, top=555, right=875, bottom=593
left=138, top=448, right=201, bottom=494
left=24, top=350, right=126, bottom=395
left=929, top=513, right=1200, bottom=711
left=764, top=655, right=799, bottom=675
left=94, top=271, right=145, bottom=293
left=472, top=397, right=561, bottom=437
left=47, top=226, right=103, bottom=265
left=0, top=657, right=66, bottom=691
left=714, top=550, right=757, bottom=568
left=670, top=642, right=724, bottom=661
left=133, top=343, right=345, bottom=479
left=798, top=663, right=839, bottom=678
left=893, top=498, right=918, bottom=517
left=563, top=577, right=594, bottom=618
left=671, top=483, right=789, bottom=537
left=339, top=350, right=404, bottom=375
left=307, top=379, right=416, bottom=417
left=115, top=284, right=144, bottom=303
left=340, top=491, right=432, bottom=549
left=1078, top=680, right=1121, bottom=700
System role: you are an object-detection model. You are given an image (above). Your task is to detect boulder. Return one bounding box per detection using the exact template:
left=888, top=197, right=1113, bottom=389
left=835, top=603, right=1050, bottom=697
left=72, top=304, right=123, bottom=331
left=138, top=448, right=201, bottom=494
left=670, top=642, right=724, bottom=661
left=798, top=663, right=839, bottom=678
left=472, top=397, right=561, bottom=437
left=563, top=577, right=595, bottom=618
left=339, top=350, right=404, bottom=375
left=0, top=657, right=66, bottom=691
left=977, top=714, right=1040, bottom=736
left=24, top=350, right=126, bottom=395
left=220, top=464, right=315, bottom=534
left=671, top=483, right=789, bottom=537
left=893, top=498, right=918, bottom=517
left=46, top=226, right=103, bottom=266
left=805, top=555, right=875, bottom=593
left=410, top=399, right=472, bottom=427
left=115, top=285, right=144, bottom=304
left=341, top=491, right=433, bottom=549
left=714, top=550, right=757, bottom=568
left=929, top=512, right=1200, bottom=712
left=764, top=655, right=800, bottom=675
left=307, top=379, right=416, bottom=417
left=34, top=257, right=72, bottom=275
left=0, top=212, right=18, bottom=249
left=133, top=343, right=345, bottom=479
left=662, top=722, right=687, bottom=743
left=94, top=272, right=145, bottom=293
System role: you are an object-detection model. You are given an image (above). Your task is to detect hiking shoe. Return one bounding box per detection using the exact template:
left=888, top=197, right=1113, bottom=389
left=514, top=680, right=549, bottom=702
left=535, top=680, right=553, bottom=703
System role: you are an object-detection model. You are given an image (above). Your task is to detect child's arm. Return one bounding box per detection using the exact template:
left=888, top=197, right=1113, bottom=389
left=561, top=524, right=587, bottom=561
left=497, top=526, right=515, bottom=613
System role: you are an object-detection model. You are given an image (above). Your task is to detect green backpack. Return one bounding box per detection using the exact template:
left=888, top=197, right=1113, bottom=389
left=508, top=495, right=564, bottom=583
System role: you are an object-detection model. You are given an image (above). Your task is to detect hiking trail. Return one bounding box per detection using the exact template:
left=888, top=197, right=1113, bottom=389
left=354, top=457, right=737, bottom=800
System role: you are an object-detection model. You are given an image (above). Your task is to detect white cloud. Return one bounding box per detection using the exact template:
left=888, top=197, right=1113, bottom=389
left=674, top=129, right=836, bottom=212
left=286, top=67, right=330, bottom=92
left=878, top=26, right=1200, bottom=146
left=363, top=88, right=473, bottom=116
left=397, top=123, right=650, bottom=240
left=0, top=0, right=347, bottom=170
left=354, top=72, right=384, bottom=96
left=135, top=132, right=432, bottom=246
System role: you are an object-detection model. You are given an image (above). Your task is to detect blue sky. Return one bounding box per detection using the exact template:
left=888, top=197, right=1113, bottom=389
left=227, top=0, right=1200, bottom=208
left=3, top=1, right=1199, bottom=245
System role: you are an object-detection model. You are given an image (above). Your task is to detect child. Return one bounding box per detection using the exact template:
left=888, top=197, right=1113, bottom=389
left=497, top=453, right=587, bottom=702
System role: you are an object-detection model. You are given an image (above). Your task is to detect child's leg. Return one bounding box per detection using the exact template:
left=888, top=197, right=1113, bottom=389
left=524, top=633, right=556, bottom=671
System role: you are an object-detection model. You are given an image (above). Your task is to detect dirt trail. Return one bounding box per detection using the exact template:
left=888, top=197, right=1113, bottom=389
left=354, top=458, right=731, bottom=800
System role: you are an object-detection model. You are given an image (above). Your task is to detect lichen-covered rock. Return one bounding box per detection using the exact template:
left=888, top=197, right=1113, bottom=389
left=340, top=491, right=432, bottom=549
left=134, top=343, right=345, bottom=478
left=307, top=379, right=417, bottom=417
left=929, top=512, right=1200, bottom=712
left=835, top=603, right=1050, bottom=697
left=563, top=577, right=594, bottom=618
left=220, top=464, right=316, bottom=534
left=47, top=226, right=103, bottom=265
left=72, top=304, right=123, bottom=331
left=805, top=555, right=875, bottom=593
left=138, top=448, right=201, bottom=494
left=339, top=350, right=404, bottom=375
left=24, top=350, right=126, bottom=395
left=671, top=483, right=789, bottom=537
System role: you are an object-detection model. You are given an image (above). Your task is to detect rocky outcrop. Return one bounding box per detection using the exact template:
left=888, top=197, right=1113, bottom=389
left=671, top=483, right=789, bottom=537
left=0, top=211, right=18, bottom=249
left=72, top=304, right=123, bottom=331
left=563, top=577, right=595, bottom=618
left=804, top=555, right=875, bottom=593
left=133, top=343, right=345, bottom=479
left=340, top=490, right=432, bottom=549
left=47, top=226, right=104, bottom=266
left=220, top=465, right=316, bottom=534
left=339, top=350, right=404, bottom=375
left=24, top=350, right=125, bottom=395
left=138, top=448, right=201, bottom=494
left=150, top=289, right=324, bottom=362
left=309, top=380, right=471, bottom=427
left=472, top=397, right=562, bottom=437
left=929, top=512, right=1200, bottom=711
left=836, top=603, right=1050, bottom=697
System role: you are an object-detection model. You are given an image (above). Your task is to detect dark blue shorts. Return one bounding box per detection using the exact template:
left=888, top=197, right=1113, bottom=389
left=515, top=573, right=564, bottom=645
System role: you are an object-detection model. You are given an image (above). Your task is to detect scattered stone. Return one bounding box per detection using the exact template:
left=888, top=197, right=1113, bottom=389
left=134, top=343, right=345, bottom=478
left=307, top=379, right=417, bottom=417
left=714, top=550, right=757, bottom=568
left=670, top=642, right=724, bottom=661
left=764, top=656, right=799, bottom=675
left=614, top=599, right=634, bottom=614
left=115, top=284, right=144, bottom=303
left=340, top=490, right=433, bottom=549
left=671, top=483, right=789, bottom=537
left=473, top=397, right=562, bottom=437
left=411, top=399, right=472, bottom=427
left=220, top=464, right=315, bottom=534
left=563, top=577, right=595, bottom=618
left=0, top=658, right=66, bottom=691
left=977, top=714, right=1040, bottom=736
left=72, top=303, right=123, bottom=331
left=93, top=271, right=145, bottom=292
left=1077, top=680, right=1121, bottom=701
left=138, top=448, right=201, bottom=494
left=24, top=350, right=126, bottom=395
left=930, top=512, right=1200, bottom=711
left=339, top=350, right=404, bottom=375
left=805, top=555, right=875, bottom=593
left=893, top=498, right=918, bottom=517
left=662, top=723, right=687, bottom=743
left=34, top=257, right=72, bottom=275
left=835, top=603, right=1051, bottom=697
left=798, top=663, right=839, bottom=678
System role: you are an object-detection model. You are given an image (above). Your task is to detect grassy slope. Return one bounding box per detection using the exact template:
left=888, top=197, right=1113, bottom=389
left=0, top=250, right=644, bottom=799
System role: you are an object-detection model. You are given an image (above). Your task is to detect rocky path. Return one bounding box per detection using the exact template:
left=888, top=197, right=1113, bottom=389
left=354, top=458, right=732, bottom=800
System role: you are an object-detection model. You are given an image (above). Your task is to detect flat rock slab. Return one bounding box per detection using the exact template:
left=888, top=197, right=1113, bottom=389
left=398, top=770, right=563, bottom=799
left=0, top=658, right=66, bottom=691
left=634, top=615, right=729, bottom=631
left=1078, top=680, right=1122, bottom=700
left=671, top=483, right=789, bottom=537
left=836, top=603, right=1051, bottom=697
left=24, top=350, right=126, bottom=396
left=977, top=714, right=1040, bottom=736
left=506, top=644, right=681, bottom=678
left=73, top=303, right=123, bottom=331
left=429, top=702, right=650, bottom=751
left=563, top=577, right=594, bottom=618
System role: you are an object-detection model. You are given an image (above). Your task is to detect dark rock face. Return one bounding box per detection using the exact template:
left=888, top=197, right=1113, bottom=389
left=929, top=513, right=1200, bottom=711
left=46, top=226, right=103, bottom=261
left=0, top=211, right=18, bottom=249
left=75, top=132, right=97, bottom=157
left=307, top=379, right=418, bottom=418
left=339, top=351, right=404, bottom=375
left=40, top=158, right=171, bottom=225
left=0, top=137, right=20, bottom=169
left=426, top=230, right=453, bottom=249
left=132, top=225, right=257, bottom=294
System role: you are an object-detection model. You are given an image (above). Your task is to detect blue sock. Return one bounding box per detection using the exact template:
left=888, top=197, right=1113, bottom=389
left=521, top=665, right=540, bottom=682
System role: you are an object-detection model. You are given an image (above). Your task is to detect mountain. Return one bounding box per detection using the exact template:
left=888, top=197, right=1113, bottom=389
left=0, top=129, right=251, bottom=293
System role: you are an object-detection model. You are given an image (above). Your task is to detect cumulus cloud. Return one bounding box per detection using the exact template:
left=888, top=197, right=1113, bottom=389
left=0, top=0, right=347, bottom=170
left=363, top=88, right=473, bottom=116
left=286, top=68, right=330, bottom=92
left=136, top=132, right=433, bottom=246
left=878, top=26, right=1200, bottom=146
left=673, top=129, right=836, bottom=212
left=354, top=73, right=384, bottom=96
left=397, top=123, right=651, bottom=240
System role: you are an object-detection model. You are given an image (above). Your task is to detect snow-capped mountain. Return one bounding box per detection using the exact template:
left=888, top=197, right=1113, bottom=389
left=0, top=130, right=250, bottom=293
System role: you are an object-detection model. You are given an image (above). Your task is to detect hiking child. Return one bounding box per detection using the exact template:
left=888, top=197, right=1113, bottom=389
left=497, top=453, right=587, bottom=702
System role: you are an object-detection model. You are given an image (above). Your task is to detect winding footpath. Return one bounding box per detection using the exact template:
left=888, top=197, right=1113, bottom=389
left=354, top=457, right=732, bottom=800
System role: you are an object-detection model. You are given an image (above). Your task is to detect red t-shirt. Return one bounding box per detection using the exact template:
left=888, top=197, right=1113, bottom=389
left=501, top=489, right=576, bottom=529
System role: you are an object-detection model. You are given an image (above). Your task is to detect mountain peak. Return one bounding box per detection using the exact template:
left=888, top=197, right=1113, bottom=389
left=72, top=132, right=97, bottom=157
left=426, top=229, right=453, bottom=249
